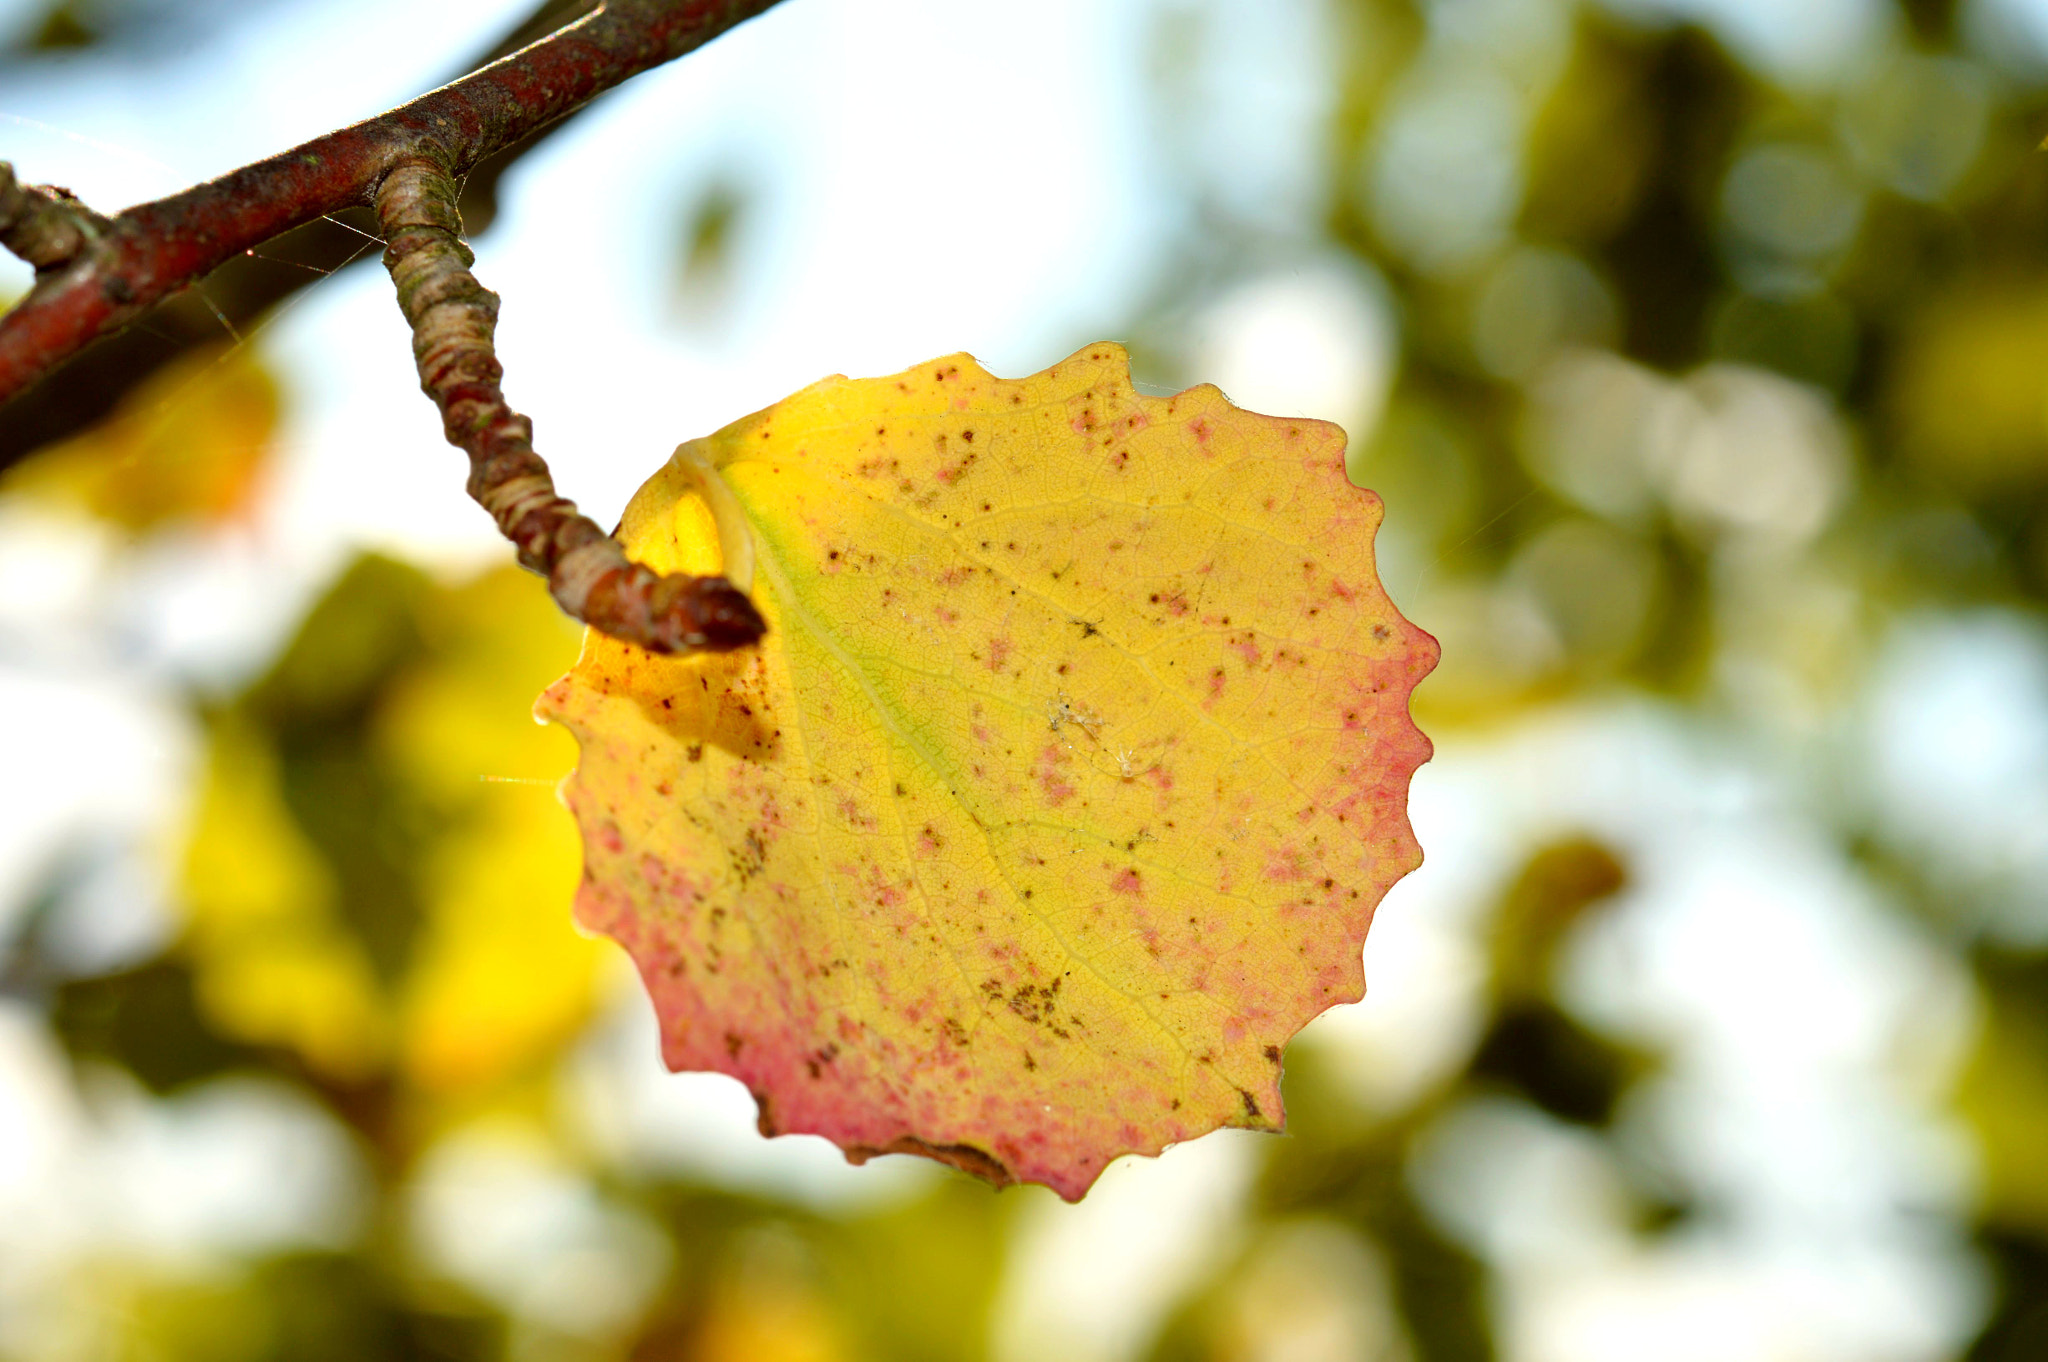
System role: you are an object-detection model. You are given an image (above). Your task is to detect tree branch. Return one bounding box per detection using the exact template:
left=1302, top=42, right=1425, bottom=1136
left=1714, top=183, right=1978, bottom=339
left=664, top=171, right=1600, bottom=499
left=0, top=0, right=606, bottom=470
left=1, top=0, right=781, bottom=654
left=0, top=0, right=783, bottom=403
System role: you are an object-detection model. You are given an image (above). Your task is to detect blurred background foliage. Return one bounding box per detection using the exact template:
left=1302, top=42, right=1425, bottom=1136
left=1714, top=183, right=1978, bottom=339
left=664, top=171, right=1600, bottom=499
left=5, top=0, right=2048, bottom=1358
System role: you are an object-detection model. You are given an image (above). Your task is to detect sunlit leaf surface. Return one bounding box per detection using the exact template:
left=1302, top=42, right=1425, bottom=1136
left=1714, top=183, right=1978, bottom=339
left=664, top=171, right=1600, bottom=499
left=539, top=344, right=1436, bottom=1198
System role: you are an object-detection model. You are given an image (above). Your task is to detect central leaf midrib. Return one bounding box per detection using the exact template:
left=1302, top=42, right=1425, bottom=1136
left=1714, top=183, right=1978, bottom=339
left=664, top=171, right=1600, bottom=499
left=731, top=485, right=1194, bottom=1067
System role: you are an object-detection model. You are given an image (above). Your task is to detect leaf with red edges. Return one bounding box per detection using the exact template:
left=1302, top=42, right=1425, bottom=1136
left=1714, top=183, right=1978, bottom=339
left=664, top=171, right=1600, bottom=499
left=537, top=343, right=1436, bottom=1199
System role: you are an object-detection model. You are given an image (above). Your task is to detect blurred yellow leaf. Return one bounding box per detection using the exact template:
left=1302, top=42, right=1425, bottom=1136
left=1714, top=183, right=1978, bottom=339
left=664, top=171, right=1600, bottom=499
left=1890, top=278, right=2048, bottom=492
left=1488, top=836, right=1628, bottom=1003
left=690, top=1236, right=851, bottom=1362
left=539, top=344, right=1436, bottom=1199
left=1956, top=979, right=2048, bottom=1236
left=1, top=342, right=278, bottom=532
left=380, top=568, right=595, bottom=1095
left=181, top=716, right=390, bottom=1080
left=179, top=557, right=594, bottom=1097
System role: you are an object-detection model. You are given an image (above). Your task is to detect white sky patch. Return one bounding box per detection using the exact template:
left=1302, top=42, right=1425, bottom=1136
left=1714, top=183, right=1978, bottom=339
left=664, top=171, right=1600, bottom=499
left=108, top=520, right=352, bottom=692
left=408, top=1120, right=672, bottom=1339
left=1190, top=258, right=1401, bottom=451
left=1155, top=0, right=1345, bottom=233
left=991, top=1128, right=1260, bottom=1362
left=71, top=1070, right=368, bottom=1258
left=1860, top=609, right=2048, bottom=945
left=1410, top=1095, right=1638, bottom=1271
left=0, top=664, right=190, bottom=937
left=0, top=504, right=118, bottom=650
left=1516, top=1230, right=1977, bottom=1362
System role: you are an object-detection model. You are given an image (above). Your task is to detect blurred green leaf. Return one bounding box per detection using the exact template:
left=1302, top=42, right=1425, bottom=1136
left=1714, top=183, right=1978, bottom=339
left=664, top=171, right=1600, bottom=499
left=51, top=957, right=257, bottom=1093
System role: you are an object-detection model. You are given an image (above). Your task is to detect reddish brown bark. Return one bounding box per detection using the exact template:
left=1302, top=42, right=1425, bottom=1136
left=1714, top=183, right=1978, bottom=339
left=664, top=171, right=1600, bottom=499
left=0, top=0, right=779, bottom=654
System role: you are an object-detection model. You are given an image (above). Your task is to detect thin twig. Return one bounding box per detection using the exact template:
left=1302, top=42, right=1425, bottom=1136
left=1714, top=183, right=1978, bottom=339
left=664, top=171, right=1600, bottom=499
left=378, top=161, right=763, bottom=653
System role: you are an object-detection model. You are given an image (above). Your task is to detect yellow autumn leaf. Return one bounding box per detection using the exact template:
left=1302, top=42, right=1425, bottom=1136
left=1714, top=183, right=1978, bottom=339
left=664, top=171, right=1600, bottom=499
left=538, top=344, right=1436, bottom=1199
left=1956, top=980, right=2048, bottom=1236
left=379, top=568, right=595, bottom=1095
left=180, top=715, right=391, bottom=1080
left=1, top=342, right=277, bottom=532
left=1889, top=277, right=2048, bottom=492
left=179, top=557, right=596, bottom=1096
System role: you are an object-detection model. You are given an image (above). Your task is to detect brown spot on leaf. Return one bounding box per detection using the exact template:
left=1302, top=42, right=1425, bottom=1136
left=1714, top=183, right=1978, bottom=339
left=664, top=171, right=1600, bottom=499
left=804, top=1043, right=841, bottom=1079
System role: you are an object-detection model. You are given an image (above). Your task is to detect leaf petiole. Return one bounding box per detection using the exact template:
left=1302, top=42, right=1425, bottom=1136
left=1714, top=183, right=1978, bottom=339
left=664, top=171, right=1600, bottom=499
left=669, top=438, right=756, bottom=595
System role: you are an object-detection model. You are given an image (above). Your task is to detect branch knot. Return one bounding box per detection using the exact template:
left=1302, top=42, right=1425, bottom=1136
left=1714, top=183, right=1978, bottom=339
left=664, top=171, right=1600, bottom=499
left=0, top=162, right=111, bottom=272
